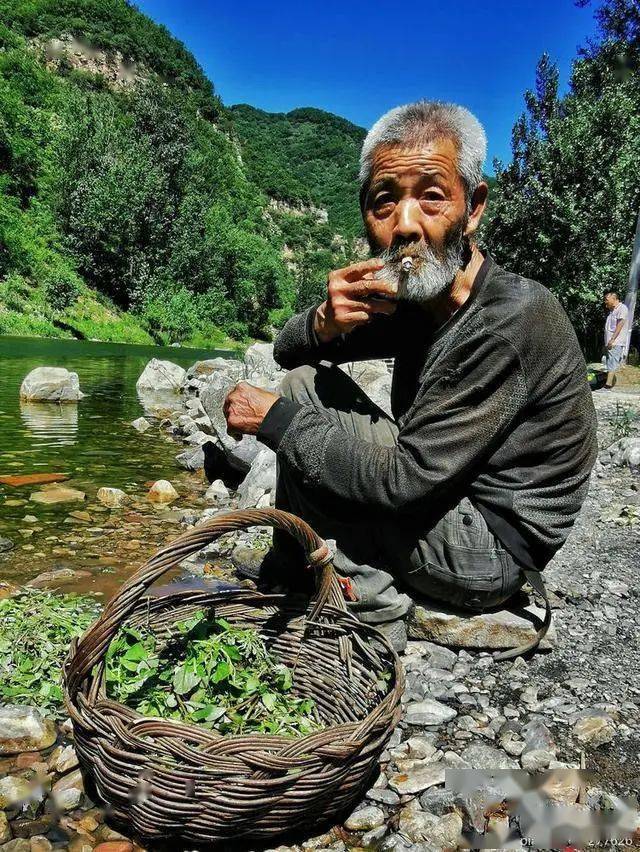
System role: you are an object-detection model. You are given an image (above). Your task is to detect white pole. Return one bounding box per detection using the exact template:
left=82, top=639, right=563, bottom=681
left=624, top=210, right=640, bottom=359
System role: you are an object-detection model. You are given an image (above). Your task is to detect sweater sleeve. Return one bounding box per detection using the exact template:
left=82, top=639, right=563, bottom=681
left=273, top=304, right=403, bottom=370
left=269, top=332, right=528, bottom=512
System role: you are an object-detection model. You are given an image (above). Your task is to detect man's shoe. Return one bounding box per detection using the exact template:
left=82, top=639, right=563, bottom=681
left=374, top=618, right=408, bottom=654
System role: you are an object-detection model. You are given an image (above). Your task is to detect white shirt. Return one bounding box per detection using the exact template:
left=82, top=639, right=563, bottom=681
left=605, top=302, right=629, bottom=347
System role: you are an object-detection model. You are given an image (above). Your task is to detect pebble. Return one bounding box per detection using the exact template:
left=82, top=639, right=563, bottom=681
left=344, top=805, right=385, bottom=831
left=388, top=761, right=445, bottom=795
left=51, top=769, right=84, bottom=812
left=573, top=714, right=616, bottom=746
left=404, top=699, right=457, bottom=726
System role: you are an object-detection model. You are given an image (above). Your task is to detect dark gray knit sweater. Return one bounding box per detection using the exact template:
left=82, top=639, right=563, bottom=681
left=257, top=254, right=598, bottom=570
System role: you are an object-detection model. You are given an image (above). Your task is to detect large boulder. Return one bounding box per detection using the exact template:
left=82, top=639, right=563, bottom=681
left=244, top=342, right=286, bottom=385
left=237, top=445, right=277, bottom=509
left=136, top=359, right=186, bottom=392
left=199, top=373, right=235, bottom=439
left=20, top=367, right=84, bottom=403
left=186, top=357, right=244, bottom=383
left=341, top=359, right=392, bottom=417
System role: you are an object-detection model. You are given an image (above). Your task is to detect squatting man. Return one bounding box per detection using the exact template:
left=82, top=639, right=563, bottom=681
left=223, top=100, right=598, bottom=654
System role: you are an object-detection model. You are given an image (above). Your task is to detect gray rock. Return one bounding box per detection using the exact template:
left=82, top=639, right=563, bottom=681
left=459, top=742, right=518, bottom=770
left=20, top=367, right=84, bottom=402
left=199, top=373, right=235, bottom=439
left=186, top=358, right=244, bottom=383
left=48, top=744, right=78, bottom=774
left=607, top=436, right=640, bottom=470
left=408, top=598, right=556, bottom=649
left=366, top=787, right=400, bottom=806
left=388, top=760, right=445, bottom=795
left=0, top=776, right=37, bottom=809
left=136, top=359, right=186, bottom=392
left=0, top=810, right=10, bottom=843
left=96, top=487, right=128, bottom=508
left=404, top=698, right=457, bottom=726
left=0, top=706, right=57, bottom=754
left=344, top=805, right=385, bottom=831
left=0, top=536, right=14, bottom=553
left=237, top=445, right=276, bottom=508
left=521, top=748, right=554, bottom=770
left=131, top=416, right=151, bottom=432
left=398, top=801, right=462, bottom=846
left=50, top=768, right=84, bottom=811
left=522, top=719, right=556, bottom=754
left=227, top=434, right=261, bottom=466
left=204, top=479, right=230, bottom=504
left=176, top=444, right=205, bottom=471
left=244, top=342, right=285, bottom=383
left=419, top=787, right=456, bottom=816
left=572, top=714, right=616, bottom=746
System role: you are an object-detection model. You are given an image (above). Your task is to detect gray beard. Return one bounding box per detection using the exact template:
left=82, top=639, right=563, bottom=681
left=374, top=229, right=466, bottom=303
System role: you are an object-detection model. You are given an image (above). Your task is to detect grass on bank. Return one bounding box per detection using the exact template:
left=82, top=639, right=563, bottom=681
left=0, top=274, right=246, bottom=350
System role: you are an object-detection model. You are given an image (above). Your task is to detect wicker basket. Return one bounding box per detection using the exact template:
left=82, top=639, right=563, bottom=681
left=64, top=508, right=404, bottom=846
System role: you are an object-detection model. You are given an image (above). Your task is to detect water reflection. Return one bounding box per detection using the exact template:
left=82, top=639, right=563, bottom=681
left=20, top=401, right=78, bottom=448
left=137, top=388, right=184, bottom=418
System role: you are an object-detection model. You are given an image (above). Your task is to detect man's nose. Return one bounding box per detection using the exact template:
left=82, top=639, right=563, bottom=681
left=392, top=198, right=424, bottom=243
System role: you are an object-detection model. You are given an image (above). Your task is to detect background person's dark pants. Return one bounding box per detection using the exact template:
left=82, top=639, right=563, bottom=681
left=272, top=363, right=525, bottom=625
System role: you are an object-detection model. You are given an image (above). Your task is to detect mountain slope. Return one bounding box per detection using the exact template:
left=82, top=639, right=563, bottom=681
left=231, top=104, right=365, bottom=238
left=0, top=0, right=364, bottom=345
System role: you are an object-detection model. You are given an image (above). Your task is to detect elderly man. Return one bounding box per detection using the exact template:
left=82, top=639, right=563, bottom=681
left=224, top=100, right=598, bottom=653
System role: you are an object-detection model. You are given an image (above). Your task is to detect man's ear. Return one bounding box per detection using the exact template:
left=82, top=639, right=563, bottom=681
left=464, top=181, right=489, bottom=237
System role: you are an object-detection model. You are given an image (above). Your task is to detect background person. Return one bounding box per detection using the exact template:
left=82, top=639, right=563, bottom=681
left=603, top=289, right=630, bottom=388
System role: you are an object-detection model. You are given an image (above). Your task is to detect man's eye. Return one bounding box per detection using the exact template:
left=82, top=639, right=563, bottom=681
left=422, top=192, right=444, bottom=202
left=374, top=194, right=394, bottom=207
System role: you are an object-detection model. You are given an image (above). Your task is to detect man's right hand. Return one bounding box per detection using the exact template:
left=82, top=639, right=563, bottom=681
left=313, top=259, right=398, bottom=343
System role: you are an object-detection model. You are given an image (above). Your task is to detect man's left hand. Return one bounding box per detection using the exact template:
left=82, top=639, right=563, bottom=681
left=223, top=382, right=280, bottom=437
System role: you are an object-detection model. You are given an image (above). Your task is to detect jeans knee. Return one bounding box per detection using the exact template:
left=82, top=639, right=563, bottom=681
left=278, top=364, right=318, bottom=401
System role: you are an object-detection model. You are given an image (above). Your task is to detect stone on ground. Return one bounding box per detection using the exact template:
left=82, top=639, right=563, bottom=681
left=135, top=359, right=185, bottom=392
left=51, top=769, right=84, bottom=811
left=130, top=416, right=151, bottom=433
left=0, top=706, right=57, bottom=755
left=204, top=479, right=230, bottom=504
left=96, top=487, right=128, bottom=508
left=408, top=597, right=556, bottom=649
left=20, top=367, right=84, bottom=403
left=29, top=484, right=85, bottom=505
left=147, top=480, right=178, bottom=503
left=27, top=568, right=90, bottom=588
left=237, top=445, right=276, bottom=509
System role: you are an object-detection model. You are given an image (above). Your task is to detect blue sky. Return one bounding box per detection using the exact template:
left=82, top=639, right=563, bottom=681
left=135, top=0, right=598, bottom=172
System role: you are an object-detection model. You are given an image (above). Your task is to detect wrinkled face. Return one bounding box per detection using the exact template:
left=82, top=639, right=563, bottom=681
left=362, top=137, right=480, bottom=301
left=604, top=293, right=618, bottom=310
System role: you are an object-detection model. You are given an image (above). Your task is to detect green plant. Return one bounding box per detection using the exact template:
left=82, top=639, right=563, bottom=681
left=610, top=402, right=638, bottom=440
left=105, top=610, right=322, bottom=737
left=0, top=588, right=102, bottom=715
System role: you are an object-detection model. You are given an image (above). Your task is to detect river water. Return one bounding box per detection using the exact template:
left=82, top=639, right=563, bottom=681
left=0, top=336, right=236, bottom=595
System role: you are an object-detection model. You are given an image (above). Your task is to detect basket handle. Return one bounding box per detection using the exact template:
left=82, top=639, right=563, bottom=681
left=66, top=507, right=344, bottom=688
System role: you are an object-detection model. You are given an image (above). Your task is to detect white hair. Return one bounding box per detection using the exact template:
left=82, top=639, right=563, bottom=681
left=359, top=100, right=487, bottom=205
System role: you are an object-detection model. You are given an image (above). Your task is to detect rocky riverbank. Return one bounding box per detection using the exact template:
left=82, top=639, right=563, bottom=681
left=1, top=353, right=639, bottom=851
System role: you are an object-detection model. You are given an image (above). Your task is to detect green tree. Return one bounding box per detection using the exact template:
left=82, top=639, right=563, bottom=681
left=486, top=0, right=640, bottom=355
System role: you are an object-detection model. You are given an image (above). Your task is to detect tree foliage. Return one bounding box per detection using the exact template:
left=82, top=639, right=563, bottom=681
left=0, top=1, right=364, bottom=344
left=486, top=0, right=640, bottom=354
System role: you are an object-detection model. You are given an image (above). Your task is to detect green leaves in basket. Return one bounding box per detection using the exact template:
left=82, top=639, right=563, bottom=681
left=0, top=588, right=102, bottom=717
left=104, top=610, right=323, bottom=737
